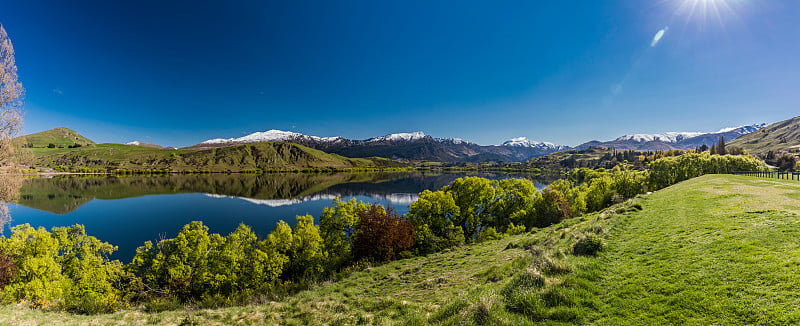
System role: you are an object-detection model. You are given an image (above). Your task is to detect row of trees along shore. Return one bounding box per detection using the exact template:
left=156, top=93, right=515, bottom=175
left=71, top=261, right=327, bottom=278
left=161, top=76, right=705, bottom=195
left=0, top=152, right=765, bottom=314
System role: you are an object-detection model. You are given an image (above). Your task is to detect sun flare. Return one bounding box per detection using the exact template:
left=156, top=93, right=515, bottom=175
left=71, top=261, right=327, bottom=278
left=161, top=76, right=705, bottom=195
left=673, top=0, right=742, bottom=28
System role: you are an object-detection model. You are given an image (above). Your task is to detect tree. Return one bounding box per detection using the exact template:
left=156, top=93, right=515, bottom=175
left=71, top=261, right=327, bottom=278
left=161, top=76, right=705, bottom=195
left=319, top=198, right=365, bottom=269
left=717, top=136, right=726, bottom=155
left=0, top=24, right=24, bottom=166
left=445, top=177, right=496, bottom=240
left=0, top=24, right=24, bottom=235
left=351, top=205, right=414, bottom=262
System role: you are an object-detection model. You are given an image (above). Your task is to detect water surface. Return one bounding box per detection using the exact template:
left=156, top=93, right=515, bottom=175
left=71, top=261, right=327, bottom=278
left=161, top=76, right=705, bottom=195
left=6, top=172, right=549, bottom=262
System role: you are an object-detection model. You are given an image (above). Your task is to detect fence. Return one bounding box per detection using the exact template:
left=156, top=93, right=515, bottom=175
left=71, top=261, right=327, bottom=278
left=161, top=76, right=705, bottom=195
left=731, top=171, right=800, bottom=180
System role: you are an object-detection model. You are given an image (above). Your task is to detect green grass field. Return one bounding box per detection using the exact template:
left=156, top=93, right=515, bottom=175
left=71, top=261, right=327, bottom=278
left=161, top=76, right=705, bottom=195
left=2, top=174, right=799, bottom=325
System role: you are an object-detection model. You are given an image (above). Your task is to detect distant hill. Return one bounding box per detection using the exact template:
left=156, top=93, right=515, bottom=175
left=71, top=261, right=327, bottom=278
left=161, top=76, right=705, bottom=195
left=19, top=127, right=95, bottom=148
left=32, top=142, right=403, bottom=172
left=728, top=116, right=800, bottom=156
left=526, top=146, right=614, bottom=170
left=186, top=130, right=565, bottom=162
left=126, top=141, right=169, bottom=149
left=576, top=124, right=765, bottom=151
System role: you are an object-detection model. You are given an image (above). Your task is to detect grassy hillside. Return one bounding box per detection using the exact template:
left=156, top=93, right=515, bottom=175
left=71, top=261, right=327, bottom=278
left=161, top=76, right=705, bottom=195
left=526, top=146, right=612, bottom=170
left=19, top=127, right=95, bottom=148
left=729, top=115, right=800, bottom=155
left=3, top=174, right=797, bottom=325
left=30, top=142, right=404, bottom=172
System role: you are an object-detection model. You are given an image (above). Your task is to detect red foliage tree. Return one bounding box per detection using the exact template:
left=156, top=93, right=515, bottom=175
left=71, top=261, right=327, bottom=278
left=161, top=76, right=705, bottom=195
left=352, top=205, right=415, bottom=262
left=0, top=253, right=16, bottom=290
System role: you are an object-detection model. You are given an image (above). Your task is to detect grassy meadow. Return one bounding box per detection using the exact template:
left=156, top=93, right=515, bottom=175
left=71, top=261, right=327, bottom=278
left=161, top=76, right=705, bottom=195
left=2, top=174, right=799, bottom=325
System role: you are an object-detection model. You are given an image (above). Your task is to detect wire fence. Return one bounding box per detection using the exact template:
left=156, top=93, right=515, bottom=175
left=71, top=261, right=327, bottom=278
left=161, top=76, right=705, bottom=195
left=731, top=171, right=800, bottom=180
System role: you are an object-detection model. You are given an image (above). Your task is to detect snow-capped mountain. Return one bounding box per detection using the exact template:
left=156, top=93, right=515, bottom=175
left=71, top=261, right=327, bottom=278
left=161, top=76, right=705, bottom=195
left=185, top=129, right=559, bottom=162
left=576, top=124, right=766, bottom=151
left=614, top=124, right=766, bottom=144
left=201, top=129, right=342, bottom=145
left=126, top=140, right=169, bottom=149
left=615, top=132, right=705, bottom=143
left=367, top=131, right=427, bottom=142
left=502, top=137, right=566, bottom=150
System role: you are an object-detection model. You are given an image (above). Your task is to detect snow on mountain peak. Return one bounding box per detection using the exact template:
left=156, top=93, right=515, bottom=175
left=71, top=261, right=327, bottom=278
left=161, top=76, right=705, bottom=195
left=502, top=137, right=557, bottom=148
left=616, top=124, right=766, bottom=143
left=716, top=123, right=766, bottom=134
left=200, top=129, right=342, bottom=145
left=615, top=132, right=705, bottom=143
left=368, top=131, right=428, bottom=142
left=126, top=141, right=142, bottom=146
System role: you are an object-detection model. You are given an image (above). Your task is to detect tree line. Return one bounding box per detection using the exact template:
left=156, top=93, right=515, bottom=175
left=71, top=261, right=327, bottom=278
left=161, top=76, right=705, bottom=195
left=0, top=153, right=766, bottom=314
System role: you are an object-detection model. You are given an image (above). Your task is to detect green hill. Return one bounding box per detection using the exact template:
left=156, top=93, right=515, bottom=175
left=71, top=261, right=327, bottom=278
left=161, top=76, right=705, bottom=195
left=4, top=174, right=798, bottom=325
left=31, top=142, right=404, bottom=172
left=526, top=146, right=613, bottom=170
left=728, top=115, right=800, bottom=156
left=19, top=127, right=95, bottom=148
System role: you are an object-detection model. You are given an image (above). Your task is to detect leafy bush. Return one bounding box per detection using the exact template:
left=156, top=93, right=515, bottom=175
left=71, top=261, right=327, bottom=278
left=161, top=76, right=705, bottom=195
left=0, top=253, right=15, bottom=291
left=505, top=222, right=527, bottom=236
left=476, top=227, right=504, bottom=242
left=352, top=205, right=414, bottom=262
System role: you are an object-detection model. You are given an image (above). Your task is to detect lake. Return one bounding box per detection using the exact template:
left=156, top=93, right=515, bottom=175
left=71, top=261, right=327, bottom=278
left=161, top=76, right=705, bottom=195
left=4, top=172, right=551, bottom=262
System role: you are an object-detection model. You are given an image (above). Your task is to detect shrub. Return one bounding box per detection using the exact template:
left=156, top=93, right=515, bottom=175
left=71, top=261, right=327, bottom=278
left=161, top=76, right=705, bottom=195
left=0, top=253, right=16, bottom=290
left=476, top=227, right=503, bottom=242
left=352, top=205, right=415, bottom=262
left=505, top=222, right=526, bottom=236
left=572, top=234, right=605, bottom=256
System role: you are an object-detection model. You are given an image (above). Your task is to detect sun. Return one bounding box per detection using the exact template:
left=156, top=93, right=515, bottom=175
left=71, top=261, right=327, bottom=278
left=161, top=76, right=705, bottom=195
left=672, top=0, right=743, bottom=29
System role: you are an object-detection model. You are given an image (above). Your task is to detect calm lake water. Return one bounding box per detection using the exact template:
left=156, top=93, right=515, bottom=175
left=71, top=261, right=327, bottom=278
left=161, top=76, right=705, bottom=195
left=5, top=172, right=550, bottom=262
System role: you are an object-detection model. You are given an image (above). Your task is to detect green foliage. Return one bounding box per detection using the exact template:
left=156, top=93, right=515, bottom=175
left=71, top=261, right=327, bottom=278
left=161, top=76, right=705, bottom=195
left=648, top=152, right=765, bottom=189
left=0, top=224, right=63, bottom=306
left=128, top=221, right=288, bottom=302
left=489, top=178, right=536, bottom=230
left=445, top=177, right=496, bottom=239
left=476, top=227, right=504, bottom=242
left=274, top=215, right=328, bottom=279
left=505, top=223, right=526, bottom=236
left=319, top=198, right=365, bottom=270
left=408, top=190, right=460, bottom=237
left=533, top=189, right=571, bottom=227
left=0, top=224, right=122, bottom=313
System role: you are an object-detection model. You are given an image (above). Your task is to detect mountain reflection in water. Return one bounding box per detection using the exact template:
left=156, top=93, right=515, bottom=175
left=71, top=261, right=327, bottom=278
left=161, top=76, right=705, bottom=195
left=8, top=172, right=550, bottom=261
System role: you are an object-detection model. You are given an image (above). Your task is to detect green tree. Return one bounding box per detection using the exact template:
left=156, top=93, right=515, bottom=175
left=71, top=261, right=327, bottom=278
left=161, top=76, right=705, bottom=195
left=488, top=178, right=536, bottom=230
left=271, top=215, right=327, bottom=280
left=408, top=190, right=460, bottom=237
left=52, top=225, right=123, bottom=313
left=0, top=224, right=63, bottom=305
left=445, top=177, right=496, bottom=240
left=319, top=198, right=365, bottom=270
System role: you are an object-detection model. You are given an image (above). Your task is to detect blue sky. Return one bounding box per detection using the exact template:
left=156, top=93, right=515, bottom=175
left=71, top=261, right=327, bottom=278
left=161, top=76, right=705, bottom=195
left=1, top=0, right=799, bottom=147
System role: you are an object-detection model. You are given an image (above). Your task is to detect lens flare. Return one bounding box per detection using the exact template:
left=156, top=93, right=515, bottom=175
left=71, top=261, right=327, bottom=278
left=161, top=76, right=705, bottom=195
left=673, top=0, right=742, bottom=29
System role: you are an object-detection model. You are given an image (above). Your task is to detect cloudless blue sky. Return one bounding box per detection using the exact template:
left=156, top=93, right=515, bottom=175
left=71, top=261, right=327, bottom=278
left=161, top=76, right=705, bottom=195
left=1, top=0, right=799, bottom=147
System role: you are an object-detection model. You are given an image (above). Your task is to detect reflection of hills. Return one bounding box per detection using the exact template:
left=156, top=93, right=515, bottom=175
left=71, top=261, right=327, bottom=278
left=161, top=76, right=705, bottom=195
left=17, top=173, right=412, bottom=214
left=17, top=172, right=554, bottom=214
left=318, top=172, right=551, bottom=197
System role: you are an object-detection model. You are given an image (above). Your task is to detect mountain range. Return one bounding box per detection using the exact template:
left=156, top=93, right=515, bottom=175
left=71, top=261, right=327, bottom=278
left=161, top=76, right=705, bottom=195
left=22, top=119, right=792, bottom=166
left=729, top=117, right=800, bottom=156
left=575, top=124, right=766, bottom=152
left=184, top=131, right=567, bottom=162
